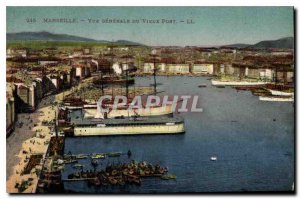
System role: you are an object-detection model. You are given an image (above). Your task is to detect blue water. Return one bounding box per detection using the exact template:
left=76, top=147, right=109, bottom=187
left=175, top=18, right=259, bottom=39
left=63, top=76, right=294, bottom=193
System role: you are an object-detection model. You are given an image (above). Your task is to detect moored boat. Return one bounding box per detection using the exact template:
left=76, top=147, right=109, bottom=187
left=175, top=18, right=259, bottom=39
left=76, top=154, right=89, bottom=159
left=90, top=153, right=106, bottom=159
left=268, top=89, right=294, bottom=96
left=198, top=84, right=207, bottom=88
left=212, top=80, right=269, bottom=86
left=259, top=96, right=294, bottom=102
left=107, top=152, right=123, bottom=157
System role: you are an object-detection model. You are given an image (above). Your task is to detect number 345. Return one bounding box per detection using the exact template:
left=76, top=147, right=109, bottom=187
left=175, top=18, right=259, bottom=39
left=26, top=18, right=36, bottom=23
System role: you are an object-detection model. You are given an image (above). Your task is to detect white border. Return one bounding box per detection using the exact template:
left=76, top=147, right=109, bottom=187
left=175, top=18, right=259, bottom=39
left=1, top=1, right=298, bottom=199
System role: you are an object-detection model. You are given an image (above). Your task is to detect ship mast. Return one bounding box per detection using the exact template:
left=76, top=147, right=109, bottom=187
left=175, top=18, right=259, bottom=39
left=150, top=50, right=158, bottom=95
left=126, top=63, right=129, bottom=100
left=121, top=54, right=134, bottom=118
left=54, top=109, right=58, bottom=138
left=100, top=71, right=104, bottom=95
left=108, top=43, right=116, bottom=97
left=98, top=54, right=104, bottom=95
left=121, top=54, right=134, bottom=100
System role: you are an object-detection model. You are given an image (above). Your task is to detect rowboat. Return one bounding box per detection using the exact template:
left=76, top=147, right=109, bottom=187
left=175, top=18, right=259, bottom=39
left=198, top=84, right=207, bottom=88
left=107, top=152, right=123, bottom=157
left=76, top=154, right=89, bottom=159
left=91, top=153, right=106, bottom=159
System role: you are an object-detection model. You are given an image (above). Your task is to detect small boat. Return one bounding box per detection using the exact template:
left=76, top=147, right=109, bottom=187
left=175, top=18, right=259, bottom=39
left=56, top=159, right=64, bottom=165
left=90, top=153, right=106, bottom=159
left=107, top=152, right=122, bottom=157
left=108, top=176, right=118, bottom=185
left=210, top=156, right=217, bottom=161
left=269, top=89, right=293, bottom=96
left=64, top=159, right=78, bottom=164
left=216, top=85, right=225, bottom=88
left=259, top=96, right=294, bottom=102
left=161, top=174, right=177, bottom=180
left=198, top=84, right=207, bottom=88
left=76, top=154, right=89, bottom=159
left=111, top=170, right=118, bottom=176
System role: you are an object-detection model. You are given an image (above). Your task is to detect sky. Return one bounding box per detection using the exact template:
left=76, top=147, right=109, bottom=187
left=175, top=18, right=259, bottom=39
left=6, top=6, right=294, bottom=46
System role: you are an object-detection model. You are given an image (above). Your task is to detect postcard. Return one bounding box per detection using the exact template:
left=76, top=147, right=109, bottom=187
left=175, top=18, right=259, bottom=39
left=6, top=6, right=295, bottom=194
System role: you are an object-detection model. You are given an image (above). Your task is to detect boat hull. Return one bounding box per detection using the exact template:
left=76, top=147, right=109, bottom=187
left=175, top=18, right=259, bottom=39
left=74, top=123, right=185, bottom=136
left=268, top=89, right=294, bottom=96
left=211, top=80, right=269, bottom=86
left=259, top=96, right=294, bottom=102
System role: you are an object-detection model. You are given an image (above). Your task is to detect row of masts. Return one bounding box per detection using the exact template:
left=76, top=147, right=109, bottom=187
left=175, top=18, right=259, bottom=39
left=101, top=46, right=159, bottom=101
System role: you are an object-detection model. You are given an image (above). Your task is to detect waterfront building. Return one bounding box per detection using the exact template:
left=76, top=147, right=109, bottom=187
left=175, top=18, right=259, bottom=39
left=14, top=83, right=36, bottom=112
left=6, top=84, right=16, bottom=136
left=98, top=59, right=112, bottom=74
left=75, top=65, right=85, bottom=79
left=143, top=62, right=166, bottom=73
left=83, top=48, right=91, bottom=55
left=224, top=64, right=235, bottom=75
left=7, top=48, right=27, bottom=58
left=73, top=49, right=84, bottom=57
left=38, top=58, right=60, bottom=66
left=49, top=75, right=62, bottom=90
left=143, top=63, right=154, bottom=73
left=157, top=63, right=166, bottom=72
left=42, top=75, right=55, bottom=95
left=166, top=64, right=190, bottom=74
left=33, top=78, right=43, bottom=104
left=192, top=63, right=214, bottom=74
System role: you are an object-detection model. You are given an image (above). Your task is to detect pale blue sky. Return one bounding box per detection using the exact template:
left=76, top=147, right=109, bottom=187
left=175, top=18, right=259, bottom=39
left=6, top=7, right=294, bottom=46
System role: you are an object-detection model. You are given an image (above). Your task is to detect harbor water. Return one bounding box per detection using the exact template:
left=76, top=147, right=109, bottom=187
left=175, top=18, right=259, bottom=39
left=63, top=76, right=294, bottom=193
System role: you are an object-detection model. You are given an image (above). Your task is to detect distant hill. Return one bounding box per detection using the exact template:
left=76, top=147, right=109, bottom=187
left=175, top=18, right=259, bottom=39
left=6, top=31, right=145, bottom=46
left=220, top=43, right=250, bottom=48
left=220, top=37, right=294, bottom=49
left=7, top=31, right=100, bottom=42
left=112, top=40, right=144, bottom=46
left=248, top=37, right=294, bottom=49
left=7, top=32, right=293, bottom=49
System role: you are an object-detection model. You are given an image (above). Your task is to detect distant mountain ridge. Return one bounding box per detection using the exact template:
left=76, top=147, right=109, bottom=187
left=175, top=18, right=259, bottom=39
left=220, top=43, right=251, bottom=48
left=249, top=37, right=294, bottom=49
left=222, top=37, right=294, bottom=49
left=7, top=31, right=294, bottom=49
left=6, top=31, right=145, bottom=46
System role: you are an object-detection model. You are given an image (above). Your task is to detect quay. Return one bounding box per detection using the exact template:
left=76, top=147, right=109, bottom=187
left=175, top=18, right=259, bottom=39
left=6, top=95, right=57, bottom=193
left=6, top=76, right=96, bottom=193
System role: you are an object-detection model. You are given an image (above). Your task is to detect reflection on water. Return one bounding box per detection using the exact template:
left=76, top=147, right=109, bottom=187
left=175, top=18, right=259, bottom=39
left=63, top=76, right=294, bottom=193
